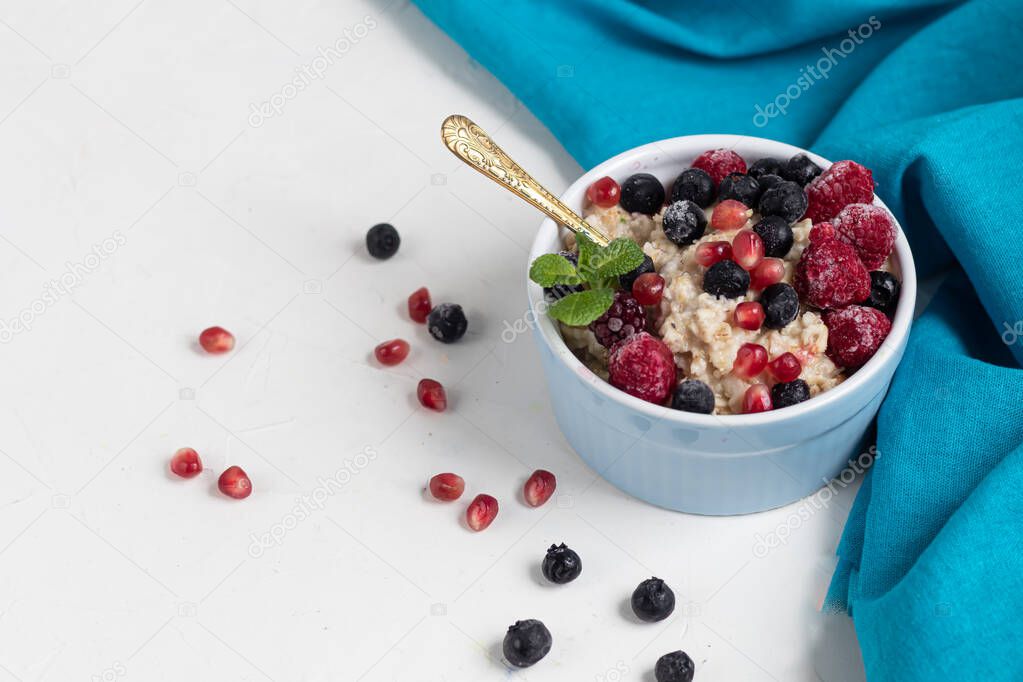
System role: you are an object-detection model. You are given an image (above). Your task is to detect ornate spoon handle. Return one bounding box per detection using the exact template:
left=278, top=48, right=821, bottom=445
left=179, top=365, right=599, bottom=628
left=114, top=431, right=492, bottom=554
left=440, top=114, right=610, bottom=247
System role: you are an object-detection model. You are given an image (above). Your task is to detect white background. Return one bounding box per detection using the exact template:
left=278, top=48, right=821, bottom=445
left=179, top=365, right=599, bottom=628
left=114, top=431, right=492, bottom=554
left=0, top=1, right=868, bottom=680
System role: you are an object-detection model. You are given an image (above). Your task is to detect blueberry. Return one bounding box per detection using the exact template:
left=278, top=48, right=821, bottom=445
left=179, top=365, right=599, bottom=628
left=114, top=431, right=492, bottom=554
left=772, top=379, right=811, bottom=408
left=748, top=157, right=783, bottom=179
left=619, top=254, right=655, bottom=291
left=503, top=619, right=552, bottom=668
left=541, top=543, right=582, bottom=584
left=670, top=168, right=714, bottom=208
left=631, top=577, right=675, bottom=622
left=702, top=260, right=749, bottom=299
left=759, top=283, right=799, bottom=329
left=662, top=200, right=707, bottom=247
left=718, top=173, right=759, bottom=207
left=752, top=216, right=794, bottom=258
left=758, top=180, right=808, bottom=223
left=782, top=153, right=823, bottom=186
left=365, top=223, right=400, bottom=259
left=655, top=650, right=696, bottom=682
left=543, top=251, right=582, bottom=304
left=427, top=303, right=467, bottom=343
left=620, top=173, right=665, bottom=215
left=863, top=271, right=900, bottom=317
left=671, top=380, right=714, bottom=414
left=756, top=173, right=785, bottom=196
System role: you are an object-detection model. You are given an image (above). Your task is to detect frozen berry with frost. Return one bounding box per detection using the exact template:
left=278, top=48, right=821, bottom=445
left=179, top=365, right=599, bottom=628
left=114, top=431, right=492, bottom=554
left=632, top=272, right=665, bottom=306
left=656, top=650, right=696, bottom=682
left=608, top=332, right=676, bottom=405
left=759, top=283, right=799, bottom=329
left=809, top=222, right=836, bottom=243
left=710, top=199, right=752, bottom=231
left=427, top=303, right=467, bottom=343
left=217, top=465, right=252, bottom=499
left=749, top=258, right=785, bottom=290
left=771, top=379, right=810, bottom=408
left=694, top=241, right=732, bottom=267
left=691, top=149, right=746, bottom=186
left=417, top=378, right=447, bottom=411
left=805, top=160, right=874, bottom=223
left=620, top=173, right=665, bottom=215
left=366, top=222, right=400, bottom=259
left=757, top=173, right=785, bottom=195
left=718, top=173, right=760, bottom=207
left=408, top=287, right=432, bottom=323
left=170, top=447, right=202, bottom=478
left=833, top=203, right=896, bottom=269
left=823, top=305, right=891, bottom=368
left=542, top=543, right=582, bottom=584
left=782, top=153, right=823, bottom=186
left=199, top=326, right=234, bottom=354
left=619, top=254, right=655, bottom=291
left=703, top=260, right=749, bottom=299
left=429, top=473, right=464, bottom=501
left=748, top=157, right=782, bottom=180
left=863, top=271, right=900, bottom=317
left=732, top=229, right=764, bottom=270
left=374, top=339, right=409, bottom=366
left=632, top=577, right=675, bottom=622
left=733, top=301, right=765, bottom=330
left=586, top=176, right=621, bottom=208
left=767, top=352, right=802, bottom=382
left=671, top=380, right=715, bottom=414
left=670, top=168, right=715, bottom=208
left=795, top=239, right=871, bottom=309
left=742, top=384, right=773, bottom=413
left=503, top=619, right=552, bottom=668
left=752, top=215, right=793, bottom=258
left=757, top=180, right=807, bottom=223
left=524, top=469, right=556, bottom=507
left=589, top=291, right=646, bottom=348
left=466, top=493, right=499, bottom=531
left=733, top=343, right=768, bottom=379
left=662, top=200, right=707, bottom=247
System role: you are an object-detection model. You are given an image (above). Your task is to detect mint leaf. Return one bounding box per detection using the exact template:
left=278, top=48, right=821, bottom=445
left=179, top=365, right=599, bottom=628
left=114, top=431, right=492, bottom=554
left=576, top=233, right=600, bottom=284
left=529, top=253, right=577, bottom=287
left=593, top=238, right=645, bottom=279
left=547, top=288, right=614, bottom=326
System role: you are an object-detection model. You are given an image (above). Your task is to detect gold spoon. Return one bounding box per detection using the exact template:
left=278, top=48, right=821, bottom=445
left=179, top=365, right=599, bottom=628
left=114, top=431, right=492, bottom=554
left=440, top=114, right=611, bottom=247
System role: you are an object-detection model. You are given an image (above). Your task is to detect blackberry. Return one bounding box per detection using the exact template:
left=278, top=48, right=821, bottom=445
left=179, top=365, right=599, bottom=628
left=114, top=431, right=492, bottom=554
left=702, top=260, right=749, bottom=299
left=619, top=254, right=655, bottom=291
left=543, top=251, right=582, bottom=304
left=758, top=180, right=808, bottom=223
left=863, top=271, right=900, bottom=317
left=631, top=577, right=675, bottom=622
left=782, top=153, right=823, bottom=186
left=541, top=543, right=582, bottom=584
left=427, top=303, right=468, bottom=343
left=748, top=157, right=783, bottom=179
left=771, top=379, right=811, bottom=408
left=655, top=650, right=696, bottom=682
left=717, top=173, right=759, bottom=207
left=365, top=223, right=400, bottom=259
left=759, top=283, right=799, bottom=329
left=752, top=215, right=794, bottom=258
left=671, top=380, right=715, bottom=414
left=589, top=291, right=645, bottom=348
left=503, top=619, right=552, bottom=668
left=620, top=173, right=665, bottom=215
left=662, top=200, right=707, bottom=247
left=670, top=168, right=715, bottom=208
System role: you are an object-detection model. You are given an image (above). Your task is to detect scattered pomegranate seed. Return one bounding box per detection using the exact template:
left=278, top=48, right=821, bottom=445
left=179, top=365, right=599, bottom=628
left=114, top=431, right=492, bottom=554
left=374, top=338, right=410, bottom=366
left=466, top=493, right=499, bottom=531
left=710, top=199, right=752, bottom=231
left=217, top=465, right=252, bottom=499
left=429, top=473, right=465, bottom=501
left=694, top=241, right=733, bottom=267
left=199, top=326, right=235, bottom=354
left=732, top=229, right=765, bottom=271
left=586, top=176, right=621, bottom=208
left=749, top=257, right=786, bottom=290
left=733, top=302, right=765, bottom=331
left=417, top=378, right=447, bottom=411
left=733, top=343, right=768, bottom=379
left=169, top=447, right=202, bottom=478
left=631, top=272, right=665, bottom=306
left=742, top=384, right=773, bottom=413
left=768, top=352, right=802, bottom=382
left=523, top=469, right=557, bottom=507
left=408, top=287, right=432, bottom=323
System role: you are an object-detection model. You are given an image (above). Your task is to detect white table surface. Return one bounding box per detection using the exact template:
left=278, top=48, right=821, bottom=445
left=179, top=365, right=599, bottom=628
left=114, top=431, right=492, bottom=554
left=0, top=1, right=868, bottom=680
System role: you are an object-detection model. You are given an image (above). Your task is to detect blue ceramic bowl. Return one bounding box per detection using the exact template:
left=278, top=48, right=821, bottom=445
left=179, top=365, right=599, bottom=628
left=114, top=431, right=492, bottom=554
left=528, top=135, right=916, bottom=515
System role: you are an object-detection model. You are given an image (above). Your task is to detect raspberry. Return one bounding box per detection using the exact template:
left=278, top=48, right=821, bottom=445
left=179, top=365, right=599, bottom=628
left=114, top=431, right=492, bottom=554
left=589, top=291, right=646, bottom=348
left=794, top=239, right=870, bottom=309
left=823, top=305, right=892, bottom=368
left=805, top=160, right=874, bottom=222
left=833, top=203, right=896, bottom=269
left=809, top=222, right=836, bottom=244
left=691, top=149, right=746, bottom=186
left=608, top=332, right=676, bottom=404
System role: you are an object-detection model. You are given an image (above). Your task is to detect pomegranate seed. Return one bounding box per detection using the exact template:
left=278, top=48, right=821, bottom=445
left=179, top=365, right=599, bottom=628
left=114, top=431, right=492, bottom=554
left=768, top=352, right=802, bottom=382
left=694, top=241, right=733, bottom=267
left=586, top=176, right=621, bottom=208
left=631, top=272, right=665, bottom=306
left=417, top=378, right=447, bottom=411
left=199, top=326, right=235, bottom=354
left=710, top=199, right=752, bottom=231
left=732, top=229, right=765, bottom=270
left=733, top=302, right=765, bottom=331
left=742, top=384, right=773, bottom=413
left=466, top=493, right=499, bottom=531
left=749, top=257, right=785, bottom=290
left=217, top=465, right=252, bottom=499
left=733, top=342, right=768, bottom=379
left=408, top=287, right=432, bottom=323
left=523, top=469, right=557, bottom=507
left=429, top=473, right=465, bottom=501
left=169, top=447, right=202, bottom=478
left=374, top=338, right=410, bottom=366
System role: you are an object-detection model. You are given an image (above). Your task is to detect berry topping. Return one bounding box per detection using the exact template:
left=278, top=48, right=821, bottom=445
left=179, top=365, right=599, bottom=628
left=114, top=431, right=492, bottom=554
left=524, top=469, right=557, bottom=507
left=767, top=352, right=802, bottom=382
left=620, top=173, right=665, bottom=215
left=608, top=331, right=676, bottom=405
left=429, top=473, right=465, bottom=501
left=670, top=168, right=715, bottom=208
left=619, top=254, right=655, bottom=291
left=199, top=326, right=235, bottom=354
left=742, top=384, right=773, bottom=413
left=503, top=619, right=552, bottom=668
left=823, top=305, right=892, bottom=368
left=782, top=153, right=823, bottom=186
left=662, top=200, right=707, bottom=247
left=374, top=339, right=410, bottom=366
left=427, top=303, right=467, bottom=343
left=794, top=240, right=871, bottom=309
left=631, top=577, right=675, bottom=622
left=217, top=465, right=252, bottom=499
left=170, top=447, right=202, bottom=478
left=589, top=291, right=646, bottom=348
left=749, top=257, right=786, bottom=290
left=671, top=379, right=715, bottom=414
left=733, top=343, right=768, bottom=379
left=466, top=493, right=499, bottom=531
left=632, top=272, right=666, bottom=306
left=732, top=229, right=765, bottom=270
left=752, top=215, right=794, bottom=258
left=702, top=260, right=750, bottom=299
left=733, top=301, right=765, bottom=330
left=809, top=221, right=836, bottom=243
left=718, top=173, right=760, bottom=207
left=771, top=379, right=811, bottom=408
left=833, top=203, right=896, bottom=269
left=757, top=180, right=807, bottom=223
left=366, top=222, right=400, bottom=259
left=543, top=251, right=583, bottom=304
left=417, top=379, right=447, bottom=411
left=748, top=157, right=783, bottom=179
left=805, top=160, right=874, bottom=223
left=757, top=173, right=785, bottom=195
left=864, top=271, right=901, bottom=317
left=694, top=241, right=733, bottom=267
left=408, top=287, right=432, bottom=323
left=710, top=199, right=752, bottom=231
left=759, top=283, right=799, bottom=329
left=691, top=149, right=746, bottom=186
left=586, top=176, right=621, bottom=208
left=542, top=543, right=582, bottom=584
left=656, top=650, right=696, bottom=682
